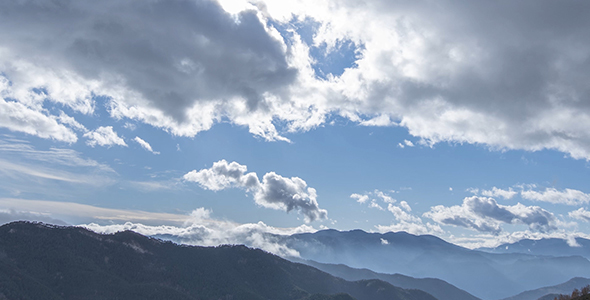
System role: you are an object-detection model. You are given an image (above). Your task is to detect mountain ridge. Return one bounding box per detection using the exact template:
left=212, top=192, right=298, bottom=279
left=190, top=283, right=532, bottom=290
left=0, top=221, right=437, bottom=300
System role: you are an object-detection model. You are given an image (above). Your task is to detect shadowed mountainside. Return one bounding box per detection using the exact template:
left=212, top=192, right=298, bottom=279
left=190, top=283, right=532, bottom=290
left=290, top=259, right=481, bottom=300
left=0, top=221, right=436, bottom=300
left=500, top=277, right=590, bottom=300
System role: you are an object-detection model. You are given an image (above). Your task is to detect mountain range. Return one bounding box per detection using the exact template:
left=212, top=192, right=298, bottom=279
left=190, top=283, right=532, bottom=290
left=277, top=230, right=590, bottom=300
left=2, top=221, right=589, bottom=300
left=0, top=221, right=436, bottom=300
left=500, top=277, right=590, bottom=300
left=291, top=259, right=481, bottom=300
left=479, top=238, right=590, bottom=260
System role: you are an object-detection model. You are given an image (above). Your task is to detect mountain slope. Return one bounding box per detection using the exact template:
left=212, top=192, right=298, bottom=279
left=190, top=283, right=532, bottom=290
left=292, top=259, right=481, bottom=300
left=500, top=277, right=590, bottom=300
left=0, top=222, right=436, bottom=300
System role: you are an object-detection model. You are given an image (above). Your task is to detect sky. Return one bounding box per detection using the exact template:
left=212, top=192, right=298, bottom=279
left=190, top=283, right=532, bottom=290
left=2, top=0, right=590, bottom=251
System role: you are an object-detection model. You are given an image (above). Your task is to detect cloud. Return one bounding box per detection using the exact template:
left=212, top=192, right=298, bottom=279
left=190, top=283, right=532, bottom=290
left=133, top=136, right=160, bottom=154
left=0, top=208, right=69, bottom=226
left=449, top=229, right=590, bottom=250
left=353, top=189, right=443, bottom=235
left=81, top=215, right=316, bottom=257
left=84, top=126, right=127, bottom=147
left=0, top=138, right=113, bottom=171
left=481, top=187, right=518, bottom=199
left=0, top=200, right=316, bottom=257
left=183, top=160, right=259, bottom=191
left=398, top=140, right=415, bottom=148
left=2, top=0, right=590, bottom=159
left=0, top=198, right=189, bottom=226
left=0, top=0, right=298, bottom=142
left=0, top=138, right=115, bottom=192
left=424, top=196, right=557, bottom=234
left=0, top=89, right=78, bottom=143
left=569, top=208, right=590, bottom=222
left=350, top=193, right=369, bottom=204
left=376, top=221, right=444, bottom=236
left=183, top=160, right=327, bottom=222
left=521, top=187, right=590, bottom=206
left=368, top=200, right=384, bottom=211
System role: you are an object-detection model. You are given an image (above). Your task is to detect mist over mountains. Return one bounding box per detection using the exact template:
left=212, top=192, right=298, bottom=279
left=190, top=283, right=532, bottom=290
left=479, top=238, right=590, bottom=259
left=276, top=230, right=590, bottom=300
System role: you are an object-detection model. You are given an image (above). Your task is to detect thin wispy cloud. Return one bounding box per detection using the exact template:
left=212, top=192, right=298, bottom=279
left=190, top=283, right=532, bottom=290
left=133, top=136, right=160, bottom=154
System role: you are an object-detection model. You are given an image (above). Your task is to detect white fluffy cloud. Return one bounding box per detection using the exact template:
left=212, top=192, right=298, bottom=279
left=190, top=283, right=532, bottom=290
left=0, top=76, right=78, bottom=143
left=2, top=0, right=590, bottom=158
left=84, top=126, right=126, bottom=147
left=569, top=208, right=590, bottom=222
left=424, top=196, right=558, bottom=234
left=481, top=187, right=518, bottom=200
left=350, top=193, right=369, bottom=204
left=133, top=136, right=159, bottom=155
left=521, top=187, right=590, bottom=206
left=183, top=160, right=327, bottom=222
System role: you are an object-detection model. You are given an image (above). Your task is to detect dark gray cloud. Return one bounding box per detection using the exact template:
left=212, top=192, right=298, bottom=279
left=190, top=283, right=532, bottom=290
left=0, top=0, right=297, bottom=140
left=2, top=0, right=296, bottom=113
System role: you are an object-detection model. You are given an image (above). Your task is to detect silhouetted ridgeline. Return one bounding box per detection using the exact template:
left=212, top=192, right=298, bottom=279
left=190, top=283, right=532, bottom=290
left=0, top=221, right=436, bottom=300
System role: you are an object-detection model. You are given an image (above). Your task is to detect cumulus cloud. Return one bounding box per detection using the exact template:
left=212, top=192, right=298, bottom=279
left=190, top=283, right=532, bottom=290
left=481, top=187, right=518, bottom=199
left=350, top=193, right=369, bottom=204
left=183, top=160, right=327, bottom=222
left=0, top=77, right=78, bottom=143
left=398, top=140, right=415, bottom=148
left=133, top=136, right=160, bottom=154
left=424, top=196, right=557, bottom=234
left=84, top=126, right=126, bottom=147
left=2, top=0, right=590, bottom=158
left=521, top=187, right=590, bottom=206
left=569, top=208, right=590, bottom=222
left=0, top=0, right=299, bottom=142
left=183, top=160, right=259, bottom=191
left=353, top=190, right=396, bottom=209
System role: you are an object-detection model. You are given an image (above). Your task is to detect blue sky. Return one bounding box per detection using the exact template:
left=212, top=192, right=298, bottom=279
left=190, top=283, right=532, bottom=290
left=2, top=0, right=590, bottom=250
